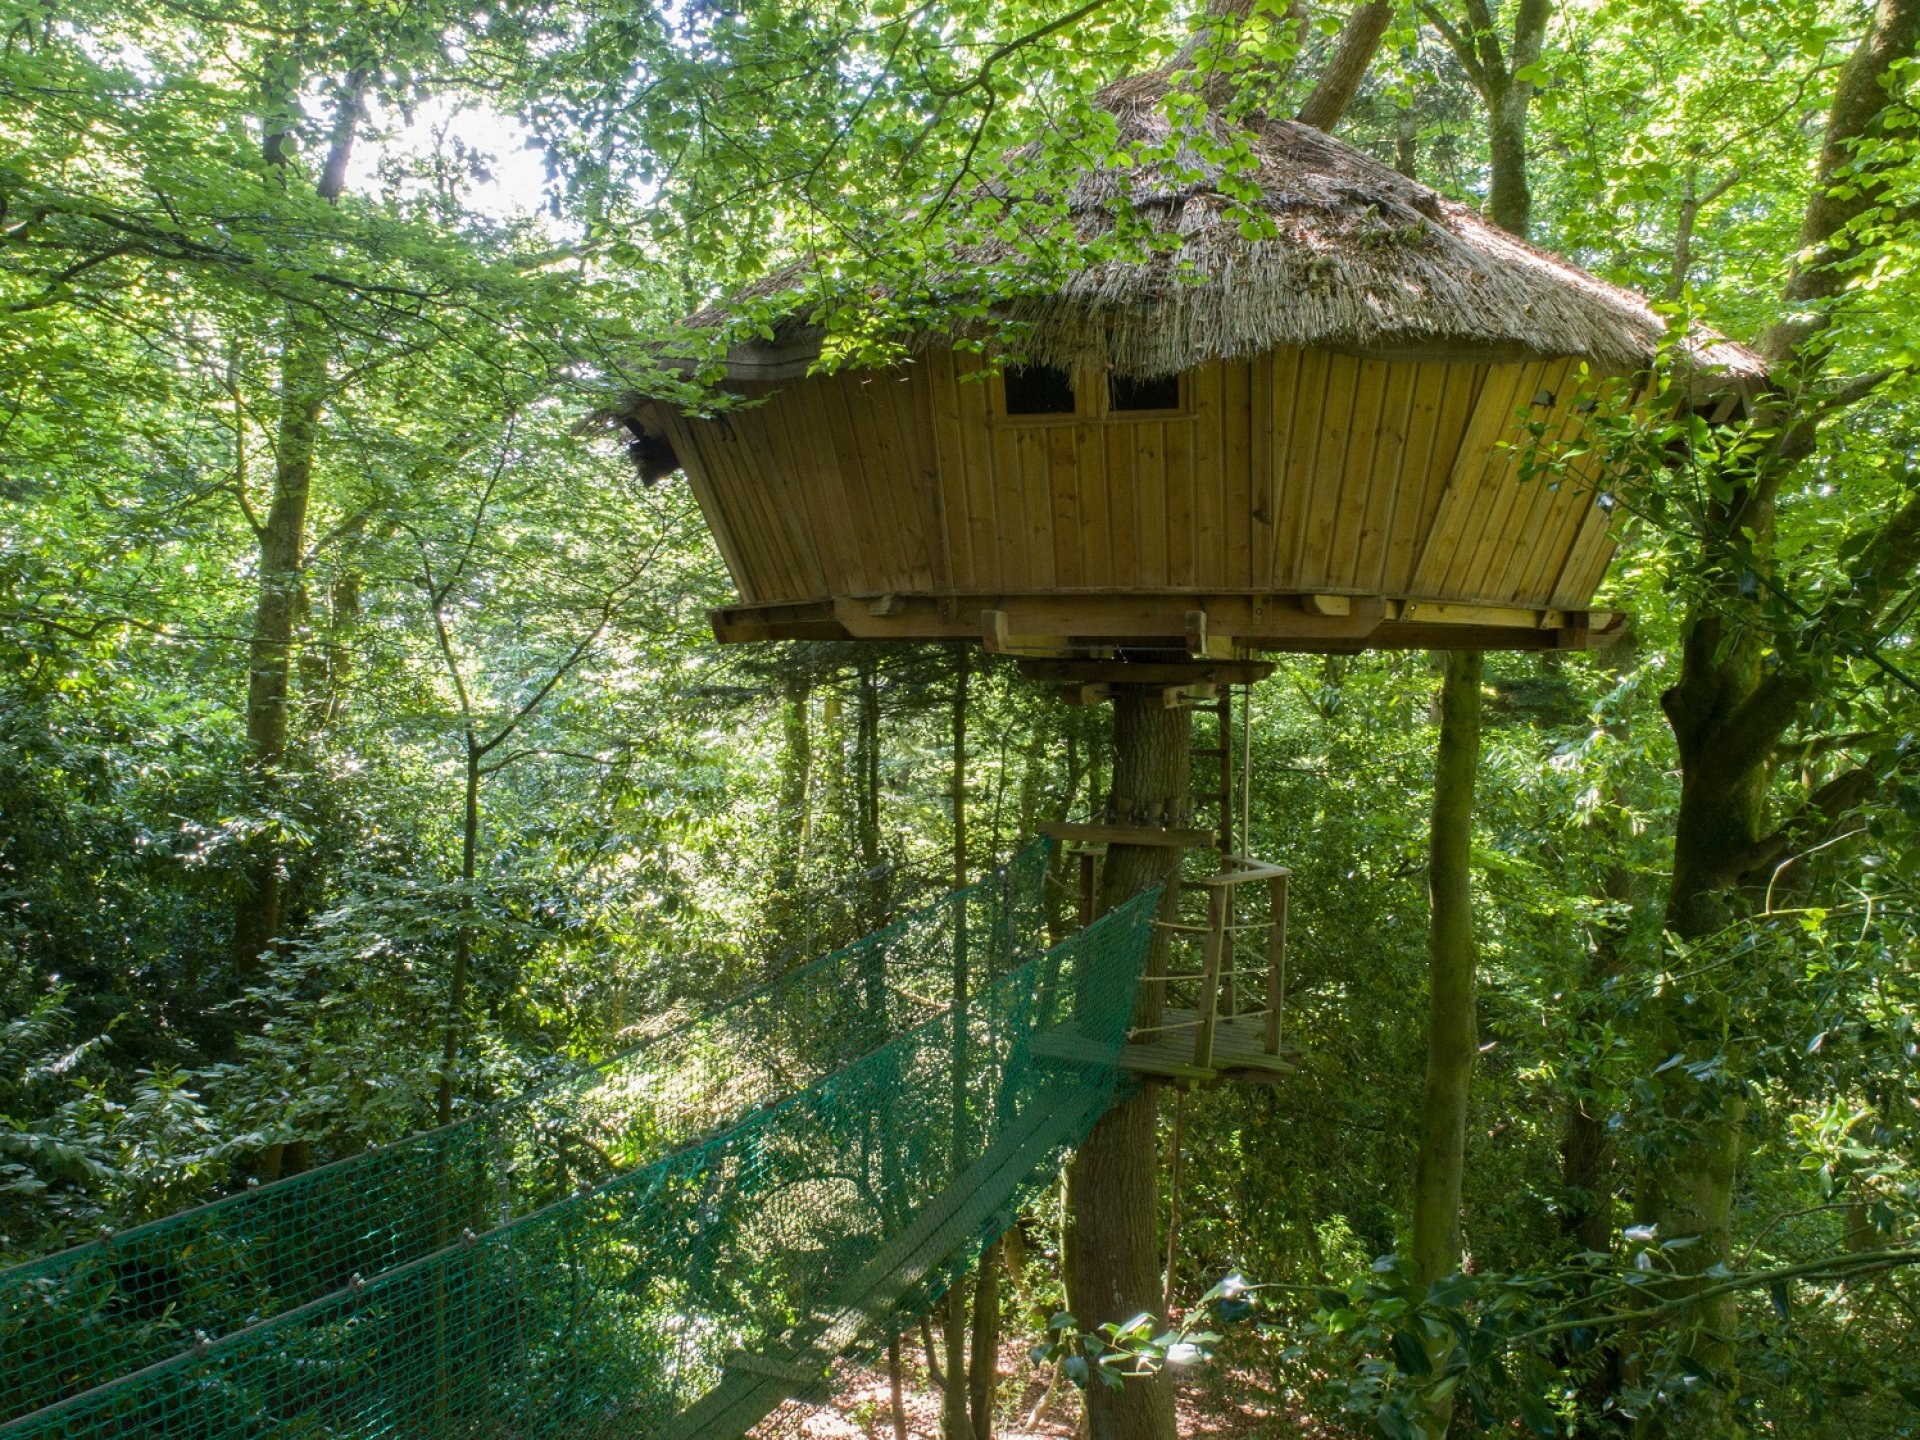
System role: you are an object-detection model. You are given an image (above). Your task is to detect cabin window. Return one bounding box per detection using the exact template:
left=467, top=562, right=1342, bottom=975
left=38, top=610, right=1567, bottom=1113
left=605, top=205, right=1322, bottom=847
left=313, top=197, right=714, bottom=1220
left=1001, top=364, right=1077, bottom=416
left=1109, top=372, right=1183, bottom=413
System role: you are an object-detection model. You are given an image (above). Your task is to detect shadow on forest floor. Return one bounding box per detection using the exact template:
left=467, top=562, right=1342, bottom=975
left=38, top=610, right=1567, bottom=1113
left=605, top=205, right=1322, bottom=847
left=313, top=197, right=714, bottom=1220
left=762, top=1334, right=1356, bottom=1439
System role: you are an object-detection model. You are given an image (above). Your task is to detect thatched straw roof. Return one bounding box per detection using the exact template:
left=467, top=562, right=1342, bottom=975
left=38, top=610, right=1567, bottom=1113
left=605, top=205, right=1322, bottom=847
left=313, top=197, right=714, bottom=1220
left=667, top=73, right=1764, bottom=391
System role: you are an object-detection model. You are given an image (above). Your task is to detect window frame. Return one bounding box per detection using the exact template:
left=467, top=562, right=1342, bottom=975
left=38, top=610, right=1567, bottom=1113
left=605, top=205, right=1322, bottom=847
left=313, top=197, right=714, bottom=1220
left=989, top=364, right=1192, bottom=425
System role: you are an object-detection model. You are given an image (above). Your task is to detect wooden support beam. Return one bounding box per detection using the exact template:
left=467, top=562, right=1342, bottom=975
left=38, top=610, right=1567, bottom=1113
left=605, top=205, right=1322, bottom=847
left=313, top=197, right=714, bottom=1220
left=1039, top=821, right=1215, bottom=849
left=1266, top=873, right=1288, bottom=1055
left=1018, top=658, right=1277, bottom=687
left=1192, top=885, right=1229, bottom=1072
left=1194, top=860, right=1293, bottom=886
left=1060, top=683, right=1113, bottom=706
left=710, top=595, right=1625, bottom=653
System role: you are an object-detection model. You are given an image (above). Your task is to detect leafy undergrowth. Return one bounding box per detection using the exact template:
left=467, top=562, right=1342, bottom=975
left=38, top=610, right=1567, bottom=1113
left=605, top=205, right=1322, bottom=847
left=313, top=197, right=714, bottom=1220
left=761, top=1335, right=1356, bottom=1439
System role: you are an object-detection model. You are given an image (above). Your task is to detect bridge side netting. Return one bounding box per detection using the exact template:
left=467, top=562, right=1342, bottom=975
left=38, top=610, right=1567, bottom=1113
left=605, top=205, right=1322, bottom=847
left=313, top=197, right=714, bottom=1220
left=0, top=842, right=1052, bottom=1427
left=0, top=887, right=1157, bottom=1440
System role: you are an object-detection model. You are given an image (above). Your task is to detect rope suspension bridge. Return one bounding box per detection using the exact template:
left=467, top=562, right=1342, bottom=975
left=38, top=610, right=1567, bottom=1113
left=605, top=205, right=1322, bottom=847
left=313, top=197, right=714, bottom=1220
left=0, top=842, right=1172, bottom=1440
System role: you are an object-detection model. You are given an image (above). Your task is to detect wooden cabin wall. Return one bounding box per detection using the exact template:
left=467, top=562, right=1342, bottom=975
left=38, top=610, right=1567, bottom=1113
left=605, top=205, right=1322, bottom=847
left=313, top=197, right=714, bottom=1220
left=665, top=347, right=1618, bottom=613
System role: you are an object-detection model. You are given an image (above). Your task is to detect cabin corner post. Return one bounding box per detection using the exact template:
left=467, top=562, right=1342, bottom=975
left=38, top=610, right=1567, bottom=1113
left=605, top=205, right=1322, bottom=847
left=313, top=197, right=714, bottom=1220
left=1064, top=689, right=1189, bottom=1440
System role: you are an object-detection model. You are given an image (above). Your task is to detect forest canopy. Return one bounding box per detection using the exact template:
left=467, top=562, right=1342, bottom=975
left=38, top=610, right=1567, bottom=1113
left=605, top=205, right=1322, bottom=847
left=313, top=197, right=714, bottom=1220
left=5, top=0, right=1920, bottom=1436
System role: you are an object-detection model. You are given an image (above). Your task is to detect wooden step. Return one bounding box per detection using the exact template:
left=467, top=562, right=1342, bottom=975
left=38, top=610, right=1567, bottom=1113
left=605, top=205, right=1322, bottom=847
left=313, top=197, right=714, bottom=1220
left=1032, top=1011, right=1299, bottom=1086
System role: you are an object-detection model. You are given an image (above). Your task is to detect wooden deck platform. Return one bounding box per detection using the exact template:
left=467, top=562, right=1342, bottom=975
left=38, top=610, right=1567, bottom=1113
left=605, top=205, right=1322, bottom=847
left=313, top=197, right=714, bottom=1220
left=1030, top=1008, right=1298, bottom=1085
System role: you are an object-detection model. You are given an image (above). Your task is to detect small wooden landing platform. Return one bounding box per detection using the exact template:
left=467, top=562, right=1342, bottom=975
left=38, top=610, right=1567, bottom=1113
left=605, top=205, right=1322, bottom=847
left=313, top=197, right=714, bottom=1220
left=1031, top=1009, right=1298, bottom=1086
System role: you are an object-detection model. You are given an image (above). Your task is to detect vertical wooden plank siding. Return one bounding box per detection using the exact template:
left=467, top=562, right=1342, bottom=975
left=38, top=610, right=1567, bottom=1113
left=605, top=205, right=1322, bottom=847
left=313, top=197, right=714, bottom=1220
left=926, top=349, right=975, bottom=591
left=1049, top=426, right=1083, bottom=588
left=1328, top=357, right=1389, bottom=588
left=814, top=376, right=888, bottom=594
left=1381, top=364, right=1449, bottom=594
left=785, top=376, right=870, bottom=595
left=665, top=415, right=758, bottom=603
left=1355, top=362, right=1417, bottom=593
left=696, top=418, right=794, bottom=600
left=1274, top=347, right=1322, bottom=588
left=953, top=357, right=1005, bottom=591
left=897, top=364, right=951, bottom=593
left=1408, top=363, right=1535, bottom=600
left=1165, top=406, right=1196, bottom=587
left=1459, top=358, right=1574, bottom=602
left=1105, top=423, right=1139, bottom=586
left=1019, top=426, right=1058, bottom=590
left=735, top=407, right=830, bottom=598
left=1079, top=423, right=1114, bottom=588
left=1221, top=360, right=1254, bottom=590
left=1512, top=382, right=1607, bottom=602
left=1137, top=420, right=1168, bottom=586
left=1248, top=351, right=1277, bottom=589
left=1300, top=351, right=1360, bottom=589
left=679, top=345, right=1631, bottom=618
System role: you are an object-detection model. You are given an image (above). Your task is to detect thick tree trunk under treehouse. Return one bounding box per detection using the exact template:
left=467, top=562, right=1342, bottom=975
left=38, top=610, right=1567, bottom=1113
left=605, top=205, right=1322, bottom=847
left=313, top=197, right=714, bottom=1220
left=1066, top=693, right=1188, bottom=1440
left=1412, top=650, right=1482, bottom=1289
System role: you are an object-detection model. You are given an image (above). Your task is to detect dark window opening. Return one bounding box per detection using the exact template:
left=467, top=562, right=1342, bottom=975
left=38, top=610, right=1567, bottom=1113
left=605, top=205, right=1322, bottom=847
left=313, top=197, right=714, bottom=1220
left=1002, top=364, right=1076, bottom=415
left=1109, top=372, right=1183, bottom=412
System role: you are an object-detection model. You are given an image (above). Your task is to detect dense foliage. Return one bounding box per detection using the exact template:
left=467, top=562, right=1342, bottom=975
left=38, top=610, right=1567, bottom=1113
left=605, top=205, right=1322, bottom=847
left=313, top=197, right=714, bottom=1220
left=6, top=0, right=1920, bottom=1436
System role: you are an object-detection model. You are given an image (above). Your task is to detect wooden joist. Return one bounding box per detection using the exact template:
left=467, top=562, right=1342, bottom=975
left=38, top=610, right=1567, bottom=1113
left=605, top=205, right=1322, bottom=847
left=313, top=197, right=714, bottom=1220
left=1018, top=658, right=1277, bottom=687
left=708, top=593, right=1625, bottom=653
left=1039, top=821, right=1216, bottom=850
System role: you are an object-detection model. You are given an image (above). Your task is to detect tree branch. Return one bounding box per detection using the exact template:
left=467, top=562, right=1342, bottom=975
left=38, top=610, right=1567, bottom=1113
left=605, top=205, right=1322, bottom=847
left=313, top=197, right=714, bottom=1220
left=1296, top=0, right=1395, bottom=132
left=1759, top=0, right=1920, bottom=369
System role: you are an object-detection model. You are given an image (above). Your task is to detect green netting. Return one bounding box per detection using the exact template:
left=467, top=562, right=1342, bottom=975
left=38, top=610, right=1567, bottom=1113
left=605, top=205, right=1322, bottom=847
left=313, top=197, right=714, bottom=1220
left=0, top=842, right=1053, bottom=1427
left=0, top=885, right=1158, bottom=1440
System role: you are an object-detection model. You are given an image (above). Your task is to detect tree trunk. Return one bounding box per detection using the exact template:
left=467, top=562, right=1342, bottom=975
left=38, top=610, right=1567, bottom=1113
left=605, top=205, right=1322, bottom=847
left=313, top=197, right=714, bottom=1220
left=232, top=331, right=326, bottom=974
left=1484, top=84, right=1533, bottom=238
left=1633, top=10, right=1920, bottom=1419
left=943, top=649, right=977, bottom=1440
left=1065, top=692, right=1188, bottom=1440
left=888, top=1337, right=911, bottom=1440
left=971, top=1236, right=1002, bottom=1440
left=1411, top=650, right=1482, bottom=1286
left=1295, top=0, right=1394, bottom=131
left=770, top=672, right=814, bottom=951
left=437, top=732, right=481, bottom=1127
left=858, top=657, right=884, bottom=931
left=231, top=83, right=362, bottom=977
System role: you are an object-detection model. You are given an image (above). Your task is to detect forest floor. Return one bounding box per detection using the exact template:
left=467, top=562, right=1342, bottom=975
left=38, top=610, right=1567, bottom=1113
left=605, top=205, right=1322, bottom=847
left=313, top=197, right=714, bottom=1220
left=770, top=1336, right=1351, bottom=1439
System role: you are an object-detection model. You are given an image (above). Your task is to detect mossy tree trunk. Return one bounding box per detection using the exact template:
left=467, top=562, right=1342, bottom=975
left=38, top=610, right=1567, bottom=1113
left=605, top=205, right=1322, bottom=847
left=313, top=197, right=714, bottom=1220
left=1634, top=3, right=1920, bottom=1420
left=1065, top=691, right=1188, bottom=1440
left=1423, top=0, right=1551, bottom=240
left=1412, top=650, right=1482, bottom=1288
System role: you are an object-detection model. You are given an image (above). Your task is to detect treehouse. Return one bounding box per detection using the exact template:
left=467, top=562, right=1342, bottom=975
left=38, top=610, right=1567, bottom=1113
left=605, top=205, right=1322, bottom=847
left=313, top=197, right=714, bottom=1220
left=619, top=79, right=1764, bottom=1090
left=620, top=85, right=1763, bottom=663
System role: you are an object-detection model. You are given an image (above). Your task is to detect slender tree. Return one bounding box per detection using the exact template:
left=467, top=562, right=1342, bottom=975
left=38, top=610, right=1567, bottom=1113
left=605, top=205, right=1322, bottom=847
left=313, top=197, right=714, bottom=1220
left=1410, top=649, right=1484, bottom=1293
